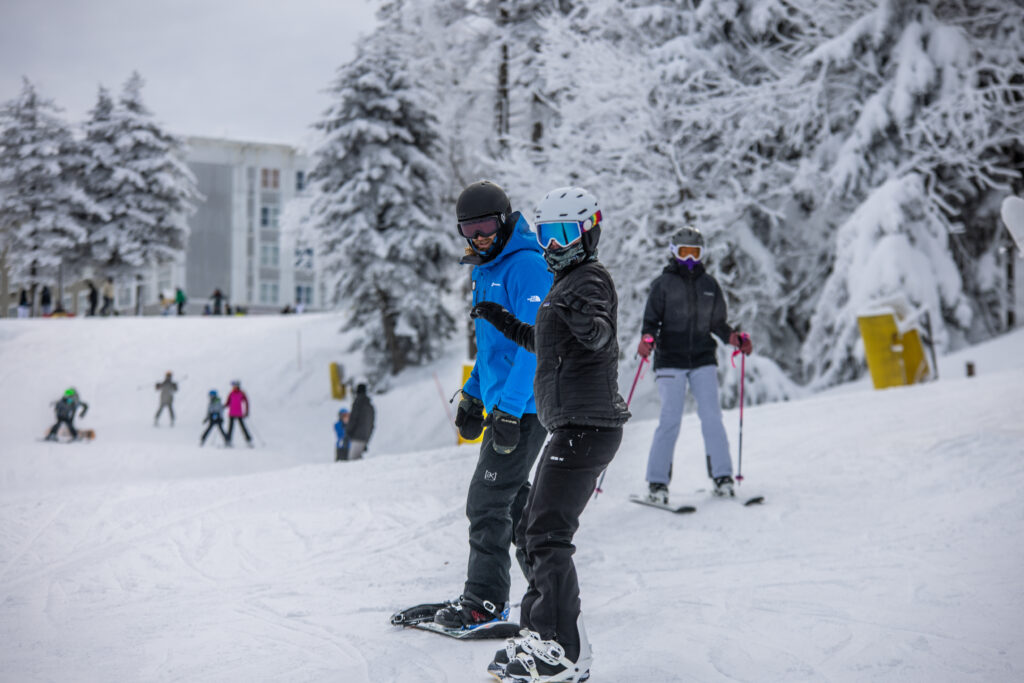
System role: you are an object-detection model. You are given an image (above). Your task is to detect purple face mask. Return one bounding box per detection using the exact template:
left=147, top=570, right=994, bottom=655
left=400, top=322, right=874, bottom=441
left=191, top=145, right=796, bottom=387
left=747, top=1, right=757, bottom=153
left=676, top=257, right=698, bottom=271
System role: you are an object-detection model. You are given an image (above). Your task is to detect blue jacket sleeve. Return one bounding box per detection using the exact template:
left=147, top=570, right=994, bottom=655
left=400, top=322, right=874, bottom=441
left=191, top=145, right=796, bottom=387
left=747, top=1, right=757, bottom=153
left=462, top=362, right=482, bottom=401
left=495, top=255, right=552, bottom=417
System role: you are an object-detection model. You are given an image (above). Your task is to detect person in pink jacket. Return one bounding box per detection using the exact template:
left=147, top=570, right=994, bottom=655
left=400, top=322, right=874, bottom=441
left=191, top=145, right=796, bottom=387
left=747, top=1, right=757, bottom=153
left=224, top=380, right=253, bottom=447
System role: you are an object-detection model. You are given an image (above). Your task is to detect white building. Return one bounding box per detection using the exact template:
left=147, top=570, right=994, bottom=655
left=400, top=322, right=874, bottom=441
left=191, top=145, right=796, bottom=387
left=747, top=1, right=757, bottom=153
left=169, top=136, right=321, bottom=314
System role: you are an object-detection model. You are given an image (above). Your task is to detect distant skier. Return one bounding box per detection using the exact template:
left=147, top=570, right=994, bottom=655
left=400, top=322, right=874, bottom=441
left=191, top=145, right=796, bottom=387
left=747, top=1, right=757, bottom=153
left=154, top=371, right=178, bottom=426
left=334, top=407, right=350, bottom=461
left=17, top=289, right=29, bottom=318
left=471, top=186, right=629, bottom=682
left=210, top=289, right=226, bottom=315
left=200, top=390, right=228, bottom=446
left=101, top=278, right=115, bottom=316
left=345, top=384, right=375, bottom=460
left=87, top=281, right=99, bottom=316
left=175, top=288, right=187, bottom=316
left=224, top=380, right=252, bottom=447
left=46, top=388, right=89, bottom=441
left=40, top=286, right=52, bottom=316
left=637, top=226, right=752, bottom=504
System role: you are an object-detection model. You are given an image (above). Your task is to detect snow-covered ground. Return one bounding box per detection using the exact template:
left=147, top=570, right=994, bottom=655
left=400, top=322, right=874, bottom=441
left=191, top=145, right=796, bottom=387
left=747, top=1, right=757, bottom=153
left=1, top=314, right=1022, bottom=682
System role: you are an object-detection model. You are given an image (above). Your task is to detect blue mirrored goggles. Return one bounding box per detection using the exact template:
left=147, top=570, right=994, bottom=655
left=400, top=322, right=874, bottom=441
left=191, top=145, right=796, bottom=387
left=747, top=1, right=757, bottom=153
left=536, top=211, right=601, bottom=249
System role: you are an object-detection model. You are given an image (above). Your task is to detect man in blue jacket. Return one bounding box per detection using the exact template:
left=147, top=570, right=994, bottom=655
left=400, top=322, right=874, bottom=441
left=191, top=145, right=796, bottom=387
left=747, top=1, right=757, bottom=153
left=434, top=180, right=553, bottom=631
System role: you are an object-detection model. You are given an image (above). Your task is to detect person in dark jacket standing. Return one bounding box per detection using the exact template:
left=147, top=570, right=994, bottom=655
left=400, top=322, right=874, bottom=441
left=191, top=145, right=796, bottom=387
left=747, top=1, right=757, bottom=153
left=472, top=186, right=629, bottom=683
left=430, top=180, right=552, bottom=633
left=346, top=385, right=374, bottom=460
left=87, top=281, right=99, bottom=316
left=637, top=226, right=752, bottom=504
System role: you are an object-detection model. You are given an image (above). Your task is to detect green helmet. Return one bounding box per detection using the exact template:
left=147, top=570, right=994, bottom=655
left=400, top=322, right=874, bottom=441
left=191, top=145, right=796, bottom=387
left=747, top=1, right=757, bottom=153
left=64, top=388, right=76, bottom=397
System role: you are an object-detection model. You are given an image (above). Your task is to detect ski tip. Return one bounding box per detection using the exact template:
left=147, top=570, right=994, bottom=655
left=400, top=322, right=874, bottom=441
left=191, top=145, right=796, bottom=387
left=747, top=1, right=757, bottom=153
left=744, top=496, right=765, bottom=506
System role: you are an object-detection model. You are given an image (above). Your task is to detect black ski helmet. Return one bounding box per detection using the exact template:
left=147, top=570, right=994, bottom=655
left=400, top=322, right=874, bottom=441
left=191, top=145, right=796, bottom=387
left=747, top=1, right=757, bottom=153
left=456, top=180, right=514, bottom=262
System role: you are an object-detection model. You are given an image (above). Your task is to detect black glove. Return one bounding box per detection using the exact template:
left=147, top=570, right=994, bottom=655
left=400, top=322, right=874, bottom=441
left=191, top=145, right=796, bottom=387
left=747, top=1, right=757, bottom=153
left=471, top=301, right=515, bottom=334
left=483, top=408, right=520, bottom=454
left=455, top=392, right=485, bottom=440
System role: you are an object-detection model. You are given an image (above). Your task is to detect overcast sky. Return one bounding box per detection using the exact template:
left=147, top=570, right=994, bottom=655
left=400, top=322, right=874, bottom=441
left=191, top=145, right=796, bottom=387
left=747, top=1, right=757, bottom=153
left=0, top=0, right=379, bottom=149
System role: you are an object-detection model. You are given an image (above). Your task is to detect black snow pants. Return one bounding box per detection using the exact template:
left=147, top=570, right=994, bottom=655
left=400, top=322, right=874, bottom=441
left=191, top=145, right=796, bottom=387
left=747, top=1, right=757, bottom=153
left=201, top=418, right=228, bottom=444
left=47, top=417, right=77, bottom=440
left=463, top=413, right=547, bottom=608
left=226, top=416, right=252, bottom=444
left=516, top=426, right=622, bottom=662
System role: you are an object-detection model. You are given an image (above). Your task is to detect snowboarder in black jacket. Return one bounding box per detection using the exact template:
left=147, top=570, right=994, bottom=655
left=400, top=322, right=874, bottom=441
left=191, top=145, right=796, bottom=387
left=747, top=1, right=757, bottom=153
left=46, top=388, right=88, bottom=441
left=471, top=187, right=629, bottom=683
left=345, top=384, right=375, bottom=460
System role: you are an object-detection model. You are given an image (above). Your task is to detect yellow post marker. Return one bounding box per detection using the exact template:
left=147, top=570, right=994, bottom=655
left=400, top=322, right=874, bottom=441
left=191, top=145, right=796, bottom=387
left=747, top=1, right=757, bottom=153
left=458, top=363, right=486, bottom=445
left=329, top=362, right=346, bottom=400
left=858, top=303, right=931, bottom=389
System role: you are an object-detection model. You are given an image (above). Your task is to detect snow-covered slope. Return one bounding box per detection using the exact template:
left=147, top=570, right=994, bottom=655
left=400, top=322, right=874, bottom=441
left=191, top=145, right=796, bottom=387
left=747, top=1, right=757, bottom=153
left=1, top=315, right=1022, bottom=682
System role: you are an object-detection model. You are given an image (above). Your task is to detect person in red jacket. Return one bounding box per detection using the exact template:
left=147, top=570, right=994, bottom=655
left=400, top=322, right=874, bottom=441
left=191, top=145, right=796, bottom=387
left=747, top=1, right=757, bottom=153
left=224, top=380, right=253, bottom=447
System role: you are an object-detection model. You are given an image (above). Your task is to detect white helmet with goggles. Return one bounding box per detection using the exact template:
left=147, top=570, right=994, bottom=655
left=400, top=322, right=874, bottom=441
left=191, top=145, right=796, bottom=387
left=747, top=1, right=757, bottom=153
left=669, top=226, right=704, bottom=263
left=534, top=187, right=602, bottom=251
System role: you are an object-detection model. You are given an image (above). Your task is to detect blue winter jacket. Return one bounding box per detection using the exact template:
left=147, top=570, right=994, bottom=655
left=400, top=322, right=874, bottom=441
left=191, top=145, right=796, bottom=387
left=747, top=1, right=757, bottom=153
left=462, top=213, right=552, bottom=417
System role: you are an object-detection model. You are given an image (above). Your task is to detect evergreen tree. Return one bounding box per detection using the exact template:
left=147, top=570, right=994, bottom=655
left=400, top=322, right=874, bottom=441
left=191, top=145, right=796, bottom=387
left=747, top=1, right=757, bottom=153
left=83, top=72, right=199, bottom=278
left=0, top=79, right=99, bottom=288
left=309, top=27, right=456, bottom=384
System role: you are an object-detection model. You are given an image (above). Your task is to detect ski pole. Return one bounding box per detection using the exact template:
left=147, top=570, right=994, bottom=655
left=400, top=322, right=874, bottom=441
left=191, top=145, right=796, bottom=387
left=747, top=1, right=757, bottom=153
left=594, top=351, right=649, bottom=498
left=730, top=333, right=750, bottom=483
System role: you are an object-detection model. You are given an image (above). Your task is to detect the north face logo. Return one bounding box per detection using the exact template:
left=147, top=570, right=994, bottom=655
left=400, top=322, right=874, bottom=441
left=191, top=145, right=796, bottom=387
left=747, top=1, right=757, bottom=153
left=527, top=295, right=541, bottom=302
left=484, top=470, right=498, bottom=482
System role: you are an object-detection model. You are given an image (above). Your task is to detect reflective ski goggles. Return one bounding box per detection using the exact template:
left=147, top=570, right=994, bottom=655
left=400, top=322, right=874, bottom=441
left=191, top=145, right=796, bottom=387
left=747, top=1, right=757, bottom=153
left=536, top=210, right=602, bottom=249
left=671, top=243, right=702, bottom=262
left=457, top=215, right=502, bottom=240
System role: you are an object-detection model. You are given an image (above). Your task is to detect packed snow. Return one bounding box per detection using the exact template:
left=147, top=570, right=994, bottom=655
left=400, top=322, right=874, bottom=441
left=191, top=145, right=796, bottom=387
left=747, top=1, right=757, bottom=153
left=1, top=313, right=1022, bottom=682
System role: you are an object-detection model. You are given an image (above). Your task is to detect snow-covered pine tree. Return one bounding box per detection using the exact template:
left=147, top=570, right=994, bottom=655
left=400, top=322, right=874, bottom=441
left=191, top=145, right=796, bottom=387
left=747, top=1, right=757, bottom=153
left=309, top=26, right=457, bottom=385
left=0, top=79, right=100, bottom=296
left=83, top=73, right=199, bottom=282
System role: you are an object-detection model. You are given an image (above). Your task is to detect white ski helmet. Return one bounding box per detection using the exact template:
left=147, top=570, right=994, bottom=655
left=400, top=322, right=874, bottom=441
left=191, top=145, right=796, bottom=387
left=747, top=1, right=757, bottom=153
left=534, top=187, right=601, bottom=238
left=533, top=186, right=603, bottom=266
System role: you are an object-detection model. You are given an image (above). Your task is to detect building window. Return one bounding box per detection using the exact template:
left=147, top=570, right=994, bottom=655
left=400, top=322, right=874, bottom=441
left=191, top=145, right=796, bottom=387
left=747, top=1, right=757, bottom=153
left=259, top=282, right=279, bottom=304
left=260, top=205, right=279, bottom=228
left=261, top=168, right=280, bottom=189
left=296, top=285, right=312, bottom=305
left=260, top=243, right=280, bottom=267
left=294, top=247, right=313, bottom=270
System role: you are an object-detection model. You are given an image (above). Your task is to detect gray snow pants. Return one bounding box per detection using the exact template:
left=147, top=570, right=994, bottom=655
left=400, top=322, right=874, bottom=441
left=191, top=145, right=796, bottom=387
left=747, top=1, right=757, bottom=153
left=645, top=365, right=733, bottom=485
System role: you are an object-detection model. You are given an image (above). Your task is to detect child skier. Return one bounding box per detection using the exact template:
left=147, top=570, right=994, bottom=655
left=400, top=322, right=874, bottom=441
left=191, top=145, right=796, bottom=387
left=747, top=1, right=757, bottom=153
left=200, top=390, right=228, bottom=446
left=334, top=407, right=350, bottom=461
left=224, top=380, right=252, bottom=447
left=471, top=187, right=630, bottom=683
left=46, top=388, right=89, bottom=441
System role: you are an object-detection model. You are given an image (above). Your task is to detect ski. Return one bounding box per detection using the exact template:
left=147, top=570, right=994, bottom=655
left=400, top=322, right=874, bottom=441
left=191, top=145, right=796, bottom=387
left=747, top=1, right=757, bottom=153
left=628, top=494, right=696, bottom=514
left=696, top=488, right=765, bottom=506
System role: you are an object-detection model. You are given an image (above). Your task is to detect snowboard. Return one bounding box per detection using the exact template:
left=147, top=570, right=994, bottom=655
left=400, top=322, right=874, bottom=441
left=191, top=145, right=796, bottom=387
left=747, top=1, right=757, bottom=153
left=628, top=494, right=697, bottom=514
left=390, top=602, right=520, bottom=640
left=40, top=428, right=95, bottom=443
left=1001, top=195, right=1024, bottom=251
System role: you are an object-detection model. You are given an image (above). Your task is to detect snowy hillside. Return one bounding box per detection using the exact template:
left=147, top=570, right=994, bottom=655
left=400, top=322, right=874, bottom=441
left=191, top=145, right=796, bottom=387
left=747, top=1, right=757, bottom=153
left=1, top=314, right=1022, bottom=682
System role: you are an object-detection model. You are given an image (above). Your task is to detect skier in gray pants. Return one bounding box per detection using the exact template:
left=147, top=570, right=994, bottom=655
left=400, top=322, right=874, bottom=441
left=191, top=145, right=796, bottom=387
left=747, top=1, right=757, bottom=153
left=154, top=371, right=178, bottom=426
left=637, top=226, right=752, bottom=503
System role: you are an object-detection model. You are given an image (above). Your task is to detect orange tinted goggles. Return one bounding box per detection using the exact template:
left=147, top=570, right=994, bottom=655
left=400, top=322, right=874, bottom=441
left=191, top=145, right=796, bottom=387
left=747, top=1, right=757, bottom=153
left=672, top=244, right=702, bottom=261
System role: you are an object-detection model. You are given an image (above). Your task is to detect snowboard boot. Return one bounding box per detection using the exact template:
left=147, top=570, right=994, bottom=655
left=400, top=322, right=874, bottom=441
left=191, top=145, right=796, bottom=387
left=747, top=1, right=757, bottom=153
left=503, top=618, right=592, bottom=682
left=713, top=475, right=735, bottom=497
left=646, top=482, right=669, bottom=505
left=433, top=593, right=506, bottom=630
left=487, top=629, right=542, bottom=677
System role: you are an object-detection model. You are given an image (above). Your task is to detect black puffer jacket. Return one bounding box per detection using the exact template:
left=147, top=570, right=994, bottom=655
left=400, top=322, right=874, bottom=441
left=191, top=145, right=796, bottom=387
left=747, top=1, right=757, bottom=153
left=483, top=260, right=630, bottom=431
left=641, top=261, right=735, bottom=370
left=347, top=391, right=375, bottom=441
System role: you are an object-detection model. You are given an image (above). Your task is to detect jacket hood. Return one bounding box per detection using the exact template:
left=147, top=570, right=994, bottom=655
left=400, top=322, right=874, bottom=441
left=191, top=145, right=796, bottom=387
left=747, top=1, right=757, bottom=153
left=460, top=213, right=543, bottom=267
